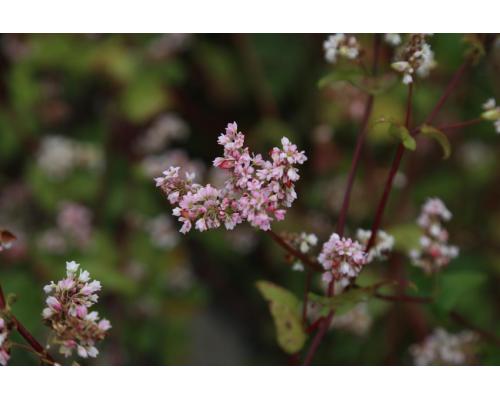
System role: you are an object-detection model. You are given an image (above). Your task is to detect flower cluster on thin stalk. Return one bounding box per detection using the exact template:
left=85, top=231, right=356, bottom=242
left=323, top=34, right=361, bottom=64
left=391, top=33, right=436, bottom=85
left=155, top=122, right=307, bottom=233
left=43, top=261, right=111, bottom=359
left=282, top=232, right=318, bottom=271
left=317, top=233, right=368, bottom=287
left=356, top=229, right=394, bottom=263
left=409, top=198, right=459, bottom=274
left=410, top=328, right=478, bottom=365
left=481, top=98, right=500, bottom=134
left=0, top=317, right=11, bottom=366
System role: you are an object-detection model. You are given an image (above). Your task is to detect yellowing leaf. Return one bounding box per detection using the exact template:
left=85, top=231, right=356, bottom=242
left=256, top=281, right=306, bottom=354
left=375, top=118, right=416, bottom=151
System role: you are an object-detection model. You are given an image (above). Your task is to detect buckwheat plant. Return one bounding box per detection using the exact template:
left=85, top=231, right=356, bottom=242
left=42, top=261, right=111, bottom=359
left=481, top=98, right=500, bottom=134
left=151, top=34, right=496, bottom=366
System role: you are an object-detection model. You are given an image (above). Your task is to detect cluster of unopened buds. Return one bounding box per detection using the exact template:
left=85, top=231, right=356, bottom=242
left=410, top=328, right=478, bottom=365
left=356, top=229, right=394, bottom=263
left=323, top=33, right=361, bottom=64
left=42, top=261, right=111, bottom=359
left=317, top=233, right=368, bottom=287
left=391, top=33, right=436, bottom=85
left=0, top=317, right=10, bottom=366
left=155, top=122, right=307, bottom=233
left=409, top=198, right=459, bottom=274
left=482, top=98, right=500, bottom=134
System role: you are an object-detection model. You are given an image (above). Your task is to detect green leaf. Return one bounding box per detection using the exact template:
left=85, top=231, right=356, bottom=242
left=387, top=223, right=421, bottom=253
left=437, top=270, right=486, bottom=311
left=308, top=281, right=393, bottom=316
left=256, top=281, right=306, bottom=354
left=420, top=124, right=451, bottom=159
left=319, top=69, right=397, bottom=96
left=375, top=118, right=416, bottom=151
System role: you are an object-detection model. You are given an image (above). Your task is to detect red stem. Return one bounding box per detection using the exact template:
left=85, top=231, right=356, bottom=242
left=0, top=283, right=55, bottom=364
left=437, top=117, right=483, bottom=131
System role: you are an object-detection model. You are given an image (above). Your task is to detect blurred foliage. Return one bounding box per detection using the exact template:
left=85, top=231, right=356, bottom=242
left=0, top=33, right=499, bottom=366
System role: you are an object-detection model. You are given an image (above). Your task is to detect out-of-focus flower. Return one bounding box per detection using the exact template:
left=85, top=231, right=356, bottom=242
left=0, top=229, right=16, bottom=252
left=155, top=122, right=307, bottom=234
left=43, top=261, right=111, bottom=359
left=137, top=113, right=189, bottom=154
left=37, top=229, right=67, bottom=254
left=37, top=135, right=103, bottom=180
left=146, top=214, right=179, bottom=249
left=141, top=149, right=205, bottom=179
left=148, top=33, right=192, bottom=60
left=0, top=317, right=11, bottom=366
left=318, top=233, right=368, bottom=287
left=331, top=303, right=372, bottom=336
left=410, top=328, right=478, bottom=365
left=283, top=232, right=318, bottom=271
left=356, top=229, right=394, bottom=263
left=384, top=33, right=402, bottom=47
left=409, top=198, right=459, bottom=274
left=323, top=34, right=361, bottom=64
left=391, top=34, right=436, bottom=85
left=481, top=98, right=500, bottom=134
left=57, top=202, right=93, bottom=248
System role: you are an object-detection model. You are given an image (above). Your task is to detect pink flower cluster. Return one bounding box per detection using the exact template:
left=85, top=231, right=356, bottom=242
left=409, top=198, right=459, bottom=274
left=155, top=122, right=307, bottom=233
left=318, top=233, right=368, bottom=286
left=42, top=261, right=111, bottom=359
left=0, top=317, right=10, bottom=366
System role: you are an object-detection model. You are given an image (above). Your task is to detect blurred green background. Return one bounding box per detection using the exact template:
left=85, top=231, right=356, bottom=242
left=0, top=33, right=499, bottom=365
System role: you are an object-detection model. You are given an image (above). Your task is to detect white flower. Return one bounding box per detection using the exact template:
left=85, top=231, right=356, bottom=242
left=385, top=33, right=402, bottom=46
left=323, top=34, right=360, bottom=64
left=66, top=261, right=80, bottom=274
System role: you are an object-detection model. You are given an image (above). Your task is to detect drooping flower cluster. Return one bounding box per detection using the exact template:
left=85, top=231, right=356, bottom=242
left=384, top=33, right=402, bottom=47
left=0, top=317, right=10, bottom=366
left=323, top=34, right=361, bottom=64
left=409, top=198, right=459, bottom=274
left=38, top=202, right=93, bottom=253
left=155, top=122, right=307, bottom=233
left=482, top=98, right=500, bottom=134
left=42, top=261, right=111, bottom=359
left=318, top=233, right=368, bottom=286
left=391, top=34, right=436, bottom=85
left=410, top=328, right=478, bottom=365
left=37, top=135, right=103, bottom=180
left=356, top=229, right=394, bottom=263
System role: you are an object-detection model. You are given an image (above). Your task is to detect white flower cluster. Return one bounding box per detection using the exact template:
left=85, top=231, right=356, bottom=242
left=137, top=113, right=189, bottom=154
left=286, top=232, right=318, bottom=271
left=391, top=34, right=436, bottom=85
left=409, top=198, right=459, bottom=274
left=356, top=229, right=394, bottom=263
left=38, top=202, right=93, bottom=253
left=384, top=33, right=402, bottom=47
left=330, top=303, right=372, bottom=336
left=43, top=261, right=111, bottom=359
left=0, top=317, right=10, bottom=366
left=37, top=135, right=103, bottom=180
left=323, top=34, right=361, bottom=64
left=318, top=233, right=368, bottom=287
left=410, top=328, right=478, bottom=365
left=482, top=98, right=500, bottom=134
